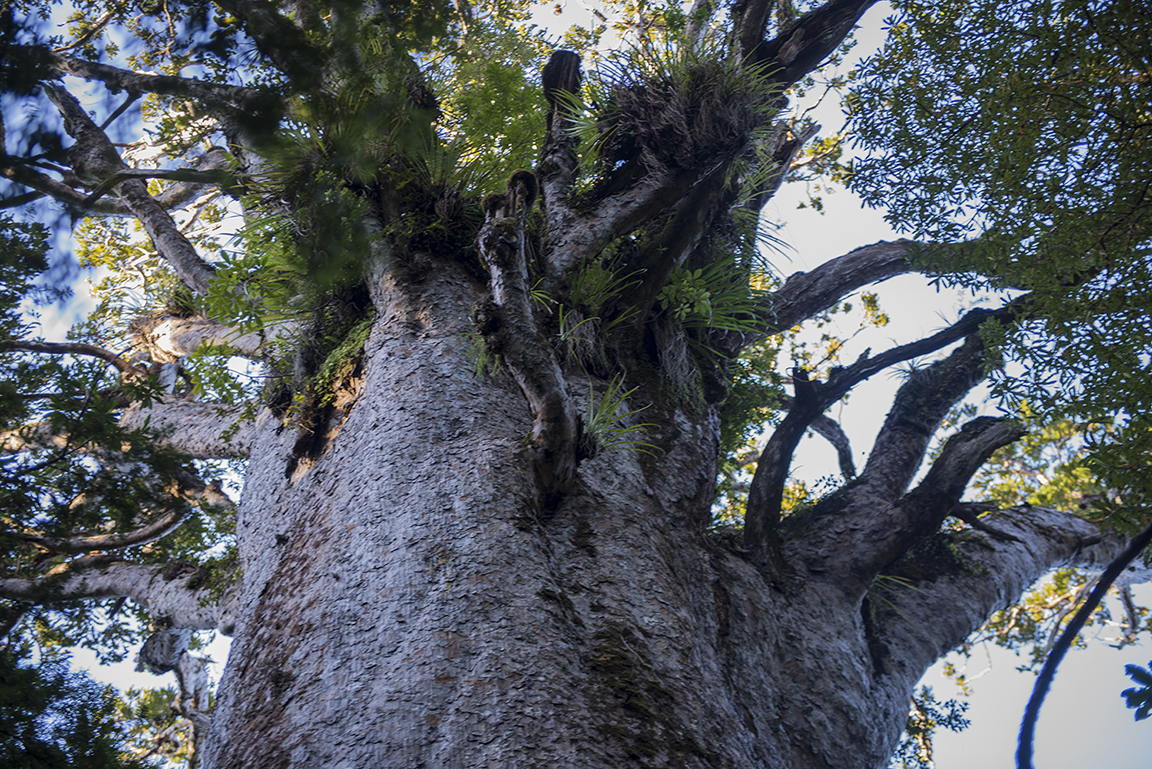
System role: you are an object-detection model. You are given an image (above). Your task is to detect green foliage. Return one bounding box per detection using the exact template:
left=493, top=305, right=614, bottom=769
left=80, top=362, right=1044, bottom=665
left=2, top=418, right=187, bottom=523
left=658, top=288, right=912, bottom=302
left=313, top=316, right=373, bottom=406
left=972, top=418, right=1104, bottom=511
left=1122, top=661, right=1152, bottom=721
left=0, top=217, right=59, bottom=337
left=0, top=647, right=145, bottom=768
left=850, top=0, right=1152, bottom=527
left=583, top=374, right=656, bottom=455
left=658, top=260, right=766, bottom=339
left=426, top=18, right=551, bottom=181
left=891, top=686, right=970, bottom=769
left=115, top=685, right=193, bottom=765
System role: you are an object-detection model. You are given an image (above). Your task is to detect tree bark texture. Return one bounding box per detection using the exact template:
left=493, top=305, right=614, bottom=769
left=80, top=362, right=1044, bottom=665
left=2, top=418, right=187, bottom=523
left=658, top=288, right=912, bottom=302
left=198, top=259, right=1126, bottom=769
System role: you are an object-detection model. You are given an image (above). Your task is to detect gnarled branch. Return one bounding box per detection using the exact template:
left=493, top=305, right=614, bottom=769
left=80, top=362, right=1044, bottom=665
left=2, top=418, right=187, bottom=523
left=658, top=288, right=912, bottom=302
left=476, top=178, right=579, bottom=502
left=744, top=314, right=1008, bottom=573
left=871, top=506, right=1137, bottom=685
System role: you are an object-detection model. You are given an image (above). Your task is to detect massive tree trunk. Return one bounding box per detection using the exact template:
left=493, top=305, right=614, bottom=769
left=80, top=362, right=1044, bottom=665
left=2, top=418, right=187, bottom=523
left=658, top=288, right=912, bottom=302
left=198, top=257, right=1124, bottom=769
left=3, top=2, right=1146, bottom=767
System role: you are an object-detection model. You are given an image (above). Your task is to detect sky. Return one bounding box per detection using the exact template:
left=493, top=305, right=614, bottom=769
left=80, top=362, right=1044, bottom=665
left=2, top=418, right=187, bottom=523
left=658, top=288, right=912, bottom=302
left=52, top=1, right=1152, bottom=766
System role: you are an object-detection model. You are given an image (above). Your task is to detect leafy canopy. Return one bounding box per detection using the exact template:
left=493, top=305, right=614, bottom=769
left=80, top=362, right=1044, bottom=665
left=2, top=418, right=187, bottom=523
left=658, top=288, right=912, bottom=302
left=851, top=0, right=1152, bottom=526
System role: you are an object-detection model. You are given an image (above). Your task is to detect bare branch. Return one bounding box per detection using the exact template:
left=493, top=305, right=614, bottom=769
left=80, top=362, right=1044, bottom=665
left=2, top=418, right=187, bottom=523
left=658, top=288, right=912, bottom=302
left=809, top=412, right=857, bottom=480
left=1, top=146, right=233, bottom=216
left=0, top=339, right=145, bottom=378
left=23, top=509, right=189, bottom=555
left=870, top=506, right=1136, bottom=687
left=0, top=557, right=233, bottom=631
left=757, top=239, right=917, bottom=337
left=951, top=503, right=1023, bottom=542
left=752, top=0, right=879, bottom=88
left=744, top=317, right=1008, bottom=572
left=43, top=84, right=218, bottom=294
left=856, top=334, right=991, bottom=501
left=732, top=0, right=776, bottom=61
left=820, top=416, right=1025, bottom=588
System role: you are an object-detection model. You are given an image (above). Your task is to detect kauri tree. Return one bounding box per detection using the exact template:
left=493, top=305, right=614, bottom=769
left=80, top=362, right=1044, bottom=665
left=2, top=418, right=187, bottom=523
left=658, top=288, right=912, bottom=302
left=0, top=0, right=1149, bottom=767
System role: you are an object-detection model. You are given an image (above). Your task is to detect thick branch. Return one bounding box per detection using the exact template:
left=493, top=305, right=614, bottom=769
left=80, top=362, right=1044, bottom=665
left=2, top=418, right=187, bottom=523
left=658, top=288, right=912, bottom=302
left=0, top=557, right=233, bottom=631
left=541, top=163, right=717, bottom=298
left=857, top=334, right=990, bottom=500
left=818, top=416, right=1025, bottom=592
left=44, top=84, right=217, bottom=294
left=872, top=506, right=1135, bottom=686
left=752, top=0, right=878, bottom=88
left=44, top=50, right=264, bottom=110
left=744, top=315, right=1005, bottom=571
left=120, top=399, right=262, bottom=459
left=732, top=0, right=777, bottom=61
left=476, top=186, right=579, bottom=502
left=129, top=314, right=294, bottom=361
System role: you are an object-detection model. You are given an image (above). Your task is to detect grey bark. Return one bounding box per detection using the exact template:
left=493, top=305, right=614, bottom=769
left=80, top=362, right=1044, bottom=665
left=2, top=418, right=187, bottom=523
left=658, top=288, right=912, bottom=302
left=194, top=262, right=1139, bottom=769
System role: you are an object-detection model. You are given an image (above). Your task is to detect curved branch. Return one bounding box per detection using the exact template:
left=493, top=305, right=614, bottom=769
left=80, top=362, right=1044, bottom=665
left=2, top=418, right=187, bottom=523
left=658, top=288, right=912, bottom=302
left=0, top=339, right=144, bottom=378
left=756, top=239, right=917, bottom=338
left=1018, top=516, right=1152, bottom=769
left=832, top=416, right=1025, bottom=590
left=476, top=185, right=579, bottom=503
left=541, top=162, right=722, bottom=297
left=24, top=509, right=189, bottom=555
left=809, top=411, right=857, bottom=480
left=0, top=557, right=233, bottom=631
left=856, top=335, right=990, bottom=500
left=21, top=477, right=233, bottom=555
